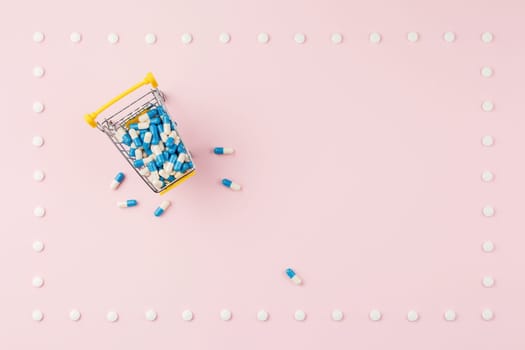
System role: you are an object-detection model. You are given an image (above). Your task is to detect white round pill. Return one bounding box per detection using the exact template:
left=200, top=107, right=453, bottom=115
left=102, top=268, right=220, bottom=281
left=145, top=309, right=157, bottom=321
left=481, top=66, right=493, bottom=78
left=482, top=135, right=494, bottom=147
left=33, top=102, right=44, bottom=113
left=481, top=170, right=494, bottom=182
left=182, top=310, right=193, bottom=321
left=369, top=309, right=382, bottom=321
left=257, top=32, right=270, bottom=44
left=181, top=33, right=193, bottom=44
left=482, top=240, right=495, bottom=252
left=70, top=32, right=82, bottom=43
left=482, top=100, right=494, bottom=112
left=32, top=309, right=44, bottom=322
left=407, top=31, right=419, bottom=42
left=33, top=31, right=45, bottom=43
left=482, top=205, right=495, bottom=217
left=294, top=33, right=306, bottom=44
left=32, top=136, right=44, bottom=147
left=407, top=310, right=419, bottom=322
left=482, top=276, right=495, bottom=288
left=32, top=276, right=44, bottom=288
left=34, top=206, right=46, bottom=218
left=369, top=32, right=381, bottom=43
left=32, top=240, right=44, bottom=252
left=33, top=170, right=45, bottom=182
left=331, top=33, right=343, bottom=44
left=106, top=311, right=119, bottom=322
left=145, top=33, right=157, bottom=45
left=481, top=308, right=494, bottom=321
left=257, top=310, right=269, bottom=321
left=444, top=309, right=456, bottom=321
left=107, top=33, right=119, bottom=44
left=331, top=309, right=344, bottom=321
left=443, top=31, right=456, bottom=43
left=70, top=309, right=81, bottom=321
left=220, top=309, right=232, bottom=321
left=294, top=310, right=306, bottom=321
left=481, top=32, right=494, bottom=43
left=33, top=66, right=45, bottom=78
left=219, top=32, right=231, bottom=44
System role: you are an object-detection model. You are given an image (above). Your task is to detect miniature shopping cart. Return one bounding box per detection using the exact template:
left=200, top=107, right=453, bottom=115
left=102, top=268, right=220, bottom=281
left=84, top=72, right=195, bottom=194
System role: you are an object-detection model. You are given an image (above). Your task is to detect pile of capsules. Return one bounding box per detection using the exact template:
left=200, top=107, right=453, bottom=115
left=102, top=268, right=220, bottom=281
left=115, top=105, right=194, bottom=191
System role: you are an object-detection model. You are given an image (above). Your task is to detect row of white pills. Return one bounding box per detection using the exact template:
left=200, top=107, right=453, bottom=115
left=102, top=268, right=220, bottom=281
left=30, top=308, right=495, bottom=322
left=32, top=31, right=495, bottom=45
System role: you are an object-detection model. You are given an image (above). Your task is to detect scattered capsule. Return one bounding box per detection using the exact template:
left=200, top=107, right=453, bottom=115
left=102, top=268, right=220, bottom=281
left=154, top=200, right=171, bottom=217
left=222, top=178, right=241, bottom=191
left=147, top=108, right=158, bottom=117
left=110, top=172, right=125, bottom=190
left=214, top=147, right=234, bottom=155
left=285, top=268, right=302, bottom=285
left=117, top=199, right=138, bottom=208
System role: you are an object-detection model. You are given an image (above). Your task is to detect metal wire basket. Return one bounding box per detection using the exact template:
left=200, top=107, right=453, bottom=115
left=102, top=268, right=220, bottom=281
left=84, top=73, right=195, bottom=194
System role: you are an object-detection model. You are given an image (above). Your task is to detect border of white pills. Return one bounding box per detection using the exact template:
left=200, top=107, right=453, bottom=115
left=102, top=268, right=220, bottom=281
left=34, top=206, right=46, bottom=217
left=482, top=100, right=494, bottom=112
left=32, top=276, right=44, bottom=288
left=33, top=102, right=44, bottom=113
left=443, top=31, right=456, bottom=43
left=106, top=311, right=119, bottom=322
left=32, top=240, right=44, bottom=252
left=33, top=66, right=45, bottom=78
left=145, top=33, right=157, bottom=45
left=481, top=135, right=494, bottom=147
left=33, top=31, right=45, bottom=43
left=70, top=309, right=81, bottom=321
left=482, top=276, right=495, bottom=288
left=407, top=31, right=419, bottom=42
left=220, top=309, right=232, bottom=321
left=482, top=205, right=495, bottom=217
left=182, top=310, right=193, bottom=321
left=331, top=309, right=344, bottom=321
left=481, top=308, right=494, bottom=321
left=369, top=32, right=381, bottom=44
left=145, top=309, right=157, bottom=321
left=407, top=310, right=419, bottom=322
left=33, top=170, right=45, bottom=182
left=481, top=32, right=494, bottom=43
left=32, top=309, right=44, bottom=322
left=257, top=32, right=270, bottom=44
left=32, top=136, right=44, bottom=147
left=70, top=32, right=82, bottom=43
left=482, top=240, right=494, bottom=252
left=444, top=309, right=457, bottom=321
left=294, top=310, right=306, bottom=321
left=107, top=33, right=119, bottom=44
left=369, top=309, right=382, bottom=321
left=181, top=33, right=193, bottom=44
left=331, top=33, right=343, bottom=44
left=257, top=310, right=269, bottom=321
left=294, top=33, right=306, bottom=44
left=219, top=32, right=231, bottom=44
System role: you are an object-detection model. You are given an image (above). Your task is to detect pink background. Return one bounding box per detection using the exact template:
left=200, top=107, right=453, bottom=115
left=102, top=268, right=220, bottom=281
left=2, top=0, right=525, bottom=348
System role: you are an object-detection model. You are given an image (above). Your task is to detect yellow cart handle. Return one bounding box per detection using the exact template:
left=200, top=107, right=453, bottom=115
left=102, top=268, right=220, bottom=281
left=84, top=72, right=158, bottom=128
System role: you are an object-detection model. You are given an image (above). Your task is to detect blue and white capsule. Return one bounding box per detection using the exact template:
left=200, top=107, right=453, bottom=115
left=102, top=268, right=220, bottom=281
left=221, top=178, right=241, bottom=191
left=214, top=147, right=234, bottom=155
left=285, top=268, right=302, bottom=285
left=110, top=172, right=125, bottom=190
left=128, top=129, right=142, bottom=147
left=154, top=200, right=171, bottom=217
left=117, top=199, right=138, bottom=208
left=162, top=115, right=171, bottom=134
